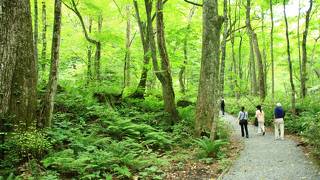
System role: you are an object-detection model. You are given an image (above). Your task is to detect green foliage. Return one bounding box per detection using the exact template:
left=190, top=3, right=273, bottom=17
left=304, top=120, right=320, bottom=158
left=7, top=131, right=51, bottom=158
left=194, top=137, right=229, bottom=160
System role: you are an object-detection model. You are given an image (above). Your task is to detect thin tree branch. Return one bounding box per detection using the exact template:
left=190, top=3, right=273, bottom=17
left=183, top=0, right=202, bottom=7
left=112, top=0, right=126, bottom=19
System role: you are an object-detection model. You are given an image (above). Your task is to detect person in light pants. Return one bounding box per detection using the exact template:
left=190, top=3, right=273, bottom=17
left=256, top=105, right=265, bottom=135
left=274, top=103, right=285, bottom=140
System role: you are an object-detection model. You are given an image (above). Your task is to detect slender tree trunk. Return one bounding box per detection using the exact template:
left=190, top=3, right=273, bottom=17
left=34, top=0, right=39, bottom=75
left=0, top=0, right=37, bottom=130
left=297, top=0, right=303, bottom=98
left=179, top=6, right=196, bottom=94
left=145, top=0, right=179, bottom=123
left=270, top=0, right=275, bottom=101
left=283, top=0, right=296, bottom=114
left=261, top=11, right=267, bottom=95
left=220, top=0, right=228, bottom=95
left=86, top=18, right=93, bottom=84
left=249, top=38, right=257, bottom=95
left=238, top=35, right=243, bottom=80
left=310, top=36, right=320, bottom=81
left=301, top=0, right=313, bottom=98
left=64, top=0, right=101, bottom=80
left=156, top=0, right=179, bottom=123
left=40, top=0, right=62, bottom=128
left=231, top=33, right=238, bottom=98
left=124, top=5, right=131, bottom=88
left=41, top=1, right=47, bottom=71
left=131, top=0, right=150, bottom=98
left=95, top=15, right=102, bottom=80
left=195, top=0, right=223, bottom=140
left=246, top=0, right=265, bottom=100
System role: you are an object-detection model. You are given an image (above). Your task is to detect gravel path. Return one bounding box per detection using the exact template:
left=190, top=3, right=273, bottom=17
left=221, top=113, right=320, bottom=180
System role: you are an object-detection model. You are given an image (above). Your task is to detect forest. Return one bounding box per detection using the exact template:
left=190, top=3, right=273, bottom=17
left=0, top=0, right=320, bottom=179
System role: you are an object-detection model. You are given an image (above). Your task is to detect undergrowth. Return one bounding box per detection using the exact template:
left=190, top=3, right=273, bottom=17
left=0, top=85, right=233, bottom=179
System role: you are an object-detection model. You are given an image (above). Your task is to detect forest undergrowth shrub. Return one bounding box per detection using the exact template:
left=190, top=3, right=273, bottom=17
left=34, top=88, right=176, bottom=179
left=304, top=119, right=320, bottom=158
left=194, top=137, right=229, bottom=162
left=0, top=131, right=51, bottom=177
left=193, top=119, right=230, bottom=163
left=172, top=106, right=195, bottom=146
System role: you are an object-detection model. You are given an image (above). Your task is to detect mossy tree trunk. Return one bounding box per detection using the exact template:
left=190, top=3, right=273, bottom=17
left=283, top=0, right=296, bottom=114
left=246, top=0, right=265, bottom=101
left=219, top=0, right=228, bottom=96
left=39, top=0, right=62, bottom=128
left=41, top=1, right=47, bottom=71
left=270, top=0, right=275, bottom=101
left=301, top=0, right=313, bottom=98
left=0, top=0, right=37, bottom=130
left=145, top=0, right=179, bottom=123
left=195, top=0, right=223, bottom=140
left=131, top=0, right=150, bottom=98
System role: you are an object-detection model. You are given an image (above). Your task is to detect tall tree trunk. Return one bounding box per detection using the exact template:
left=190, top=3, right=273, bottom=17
left=270, top=0, right=275, bottom=101
left=145, top=0, right=179, bottom=123
left=179, top=6, right=196, bottom=94
left=156, top=0, right=179, bottom=123
left=34, top=0, right=39, bottom=75
left=87, top=18, right=93, bottom=84
left=220, top=0, right=228, bottom=96
left=39, top=0, right=62, bottom=128
left=310, top=36, right=320, bottom=81
left=297, top=0, right=303, bottom=97
left=249, top=38, right=257, bottom=95
left=301, top=0, right=313, bottom=98
left=195, top=0, right=223, bottom=140
left=283, top=0, right=296, bottom=114
left=231, top=33, right=238, bottom=98
left=131, top=0, right=150, bottom=98
left=246, top=0, right=265, bottom=101
left=261, top=11, right=267, bottom=95
left=124, top=5, right=131, bottom=88
left=238, top=35, right=243, bottom=80
left=95, top=15, right=102, bottom=80
left=0, top=0, right=37, bottom=130
left=41, top=1, right=47, bottom=71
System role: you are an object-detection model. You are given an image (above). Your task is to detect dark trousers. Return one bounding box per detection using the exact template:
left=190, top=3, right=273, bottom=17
left=239, top=120, right=249, bottom=137
left=221, top=106, right=225, bottom=115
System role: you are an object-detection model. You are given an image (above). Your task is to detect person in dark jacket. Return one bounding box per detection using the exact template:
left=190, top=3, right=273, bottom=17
left=274, top=103, right=285, bottom=140
left=220, top=98, right=225, bottom=115
left=238, top=106, right=249, bottom=138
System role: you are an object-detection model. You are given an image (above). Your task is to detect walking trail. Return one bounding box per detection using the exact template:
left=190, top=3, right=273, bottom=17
left=221, top=113, right=320, bottom=180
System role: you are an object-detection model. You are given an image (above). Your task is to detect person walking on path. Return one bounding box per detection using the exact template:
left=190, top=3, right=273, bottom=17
left=274, top=103, right=285, bottom=140
left=256, top=105, right=265, bottom=135
left=220, top=98, right=225, bottom=115
left=238, top=106, right=249, bottom=138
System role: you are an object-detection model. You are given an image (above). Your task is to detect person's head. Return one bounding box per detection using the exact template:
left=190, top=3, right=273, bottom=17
left=241, top=106, right=245, bottom=112
left=276, top=102, right=282, bottom=107
left=256, top=105, right=262, bottom=112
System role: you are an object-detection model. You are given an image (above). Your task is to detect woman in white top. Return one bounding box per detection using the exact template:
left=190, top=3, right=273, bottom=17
left=255, top=105, right=265, bottom=135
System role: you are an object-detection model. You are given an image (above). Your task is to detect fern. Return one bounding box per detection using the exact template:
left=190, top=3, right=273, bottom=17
left=194, top=137, right=229, bottom=158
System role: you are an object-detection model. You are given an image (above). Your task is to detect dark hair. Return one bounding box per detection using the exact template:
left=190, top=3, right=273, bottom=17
left=256, top=105, right=262, bottom=112
left=241, top=106, right=245, bottom=112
